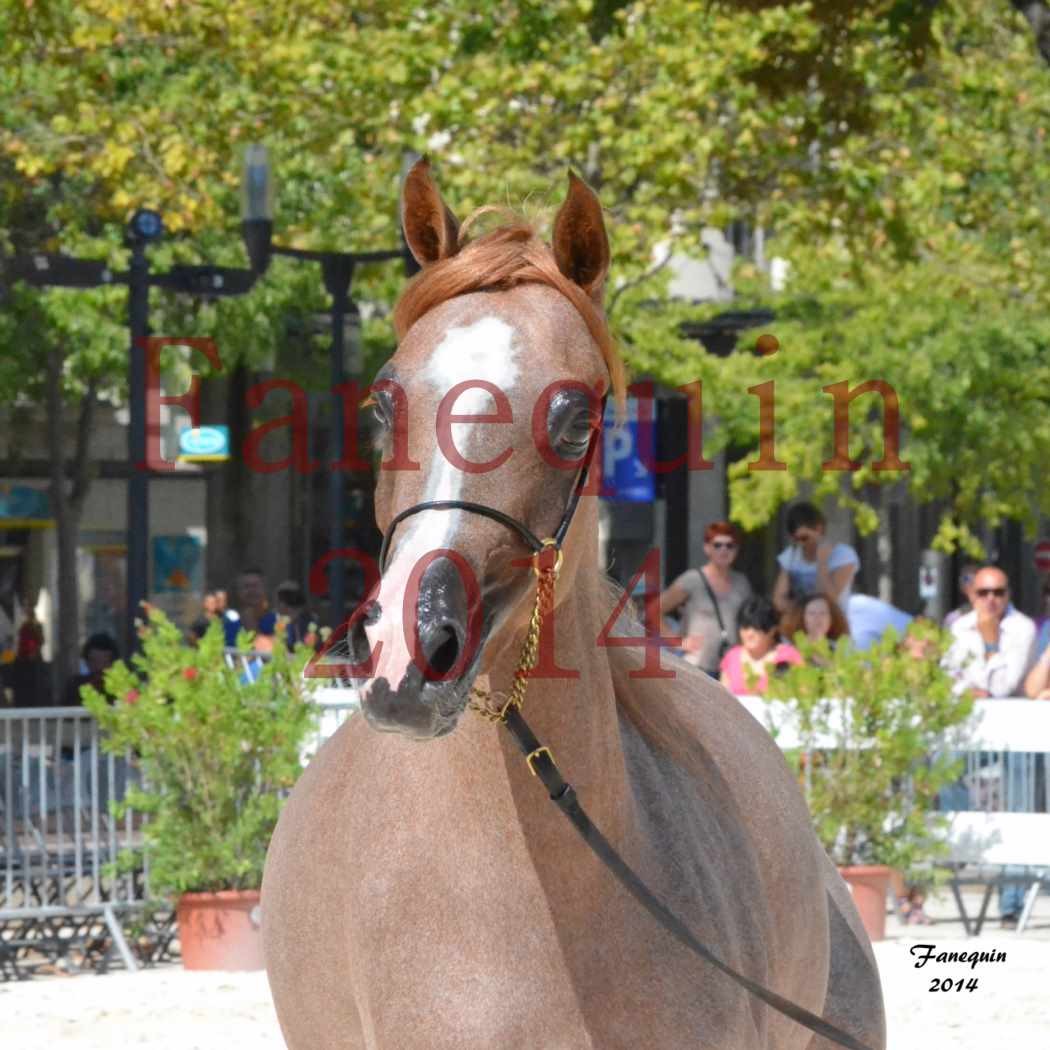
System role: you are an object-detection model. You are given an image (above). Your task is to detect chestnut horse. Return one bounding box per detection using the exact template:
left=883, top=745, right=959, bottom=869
left=262, top=161, right=885, bottom=1050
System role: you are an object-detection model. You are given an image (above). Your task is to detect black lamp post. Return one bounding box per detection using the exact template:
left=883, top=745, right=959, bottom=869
left=240, top=145, right=415, bottom=628
left=3, top=213, right=259, bottom=656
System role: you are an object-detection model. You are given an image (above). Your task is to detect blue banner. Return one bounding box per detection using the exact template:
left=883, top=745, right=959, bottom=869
left=0, top=484, right=50, bottom=521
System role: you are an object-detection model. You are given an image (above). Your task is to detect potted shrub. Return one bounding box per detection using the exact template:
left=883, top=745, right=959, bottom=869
left=763, top=620, right=974, bottom=941
left=83, top=607, right=316, bottom=970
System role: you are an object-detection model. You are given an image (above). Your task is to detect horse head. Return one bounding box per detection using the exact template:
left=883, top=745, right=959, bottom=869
left=331, top=159, right=623, bottom=739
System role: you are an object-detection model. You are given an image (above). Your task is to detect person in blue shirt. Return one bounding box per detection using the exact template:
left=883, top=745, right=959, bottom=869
left=772, top=502, right=860, bottom=615
left=224, top=568, right=277, bottom=651
left=275, top=580, right=321, bottom=652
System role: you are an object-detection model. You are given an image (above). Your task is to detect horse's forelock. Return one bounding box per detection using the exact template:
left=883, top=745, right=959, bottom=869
left=393, top=216, right=625, bottom=405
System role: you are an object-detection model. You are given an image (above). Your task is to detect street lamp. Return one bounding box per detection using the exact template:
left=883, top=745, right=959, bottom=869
left=3, top=212, right=260, bottom=656
left=240, top=145, right=414, bottom=628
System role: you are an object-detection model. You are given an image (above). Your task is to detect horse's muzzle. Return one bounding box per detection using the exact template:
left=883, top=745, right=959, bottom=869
left=356, top=555, right=482, bottom=738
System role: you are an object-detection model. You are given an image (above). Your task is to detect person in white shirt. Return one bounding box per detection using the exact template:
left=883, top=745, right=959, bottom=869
left=945, top=565, right=1035, bottom=698
left=772, top=501, right=860, bottom=615
left=945, top=565, right=1039, bottom=927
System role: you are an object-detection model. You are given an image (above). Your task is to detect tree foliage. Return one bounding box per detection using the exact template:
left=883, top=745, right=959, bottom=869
left=764, top=620, right=973, bottom=874
left=2, top=0, right=1048, bottom=545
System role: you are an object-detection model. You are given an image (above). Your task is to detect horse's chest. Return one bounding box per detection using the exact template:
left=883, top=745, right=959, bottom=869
left=341, top=822, right=763, bottom=1050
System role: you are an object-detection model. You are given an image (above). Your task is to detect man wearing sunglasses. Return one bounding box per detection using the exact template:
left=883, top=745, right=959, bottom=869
left=945, top=564, right=1038, bottom=929
left=945, top=565, right=1035, bottom=699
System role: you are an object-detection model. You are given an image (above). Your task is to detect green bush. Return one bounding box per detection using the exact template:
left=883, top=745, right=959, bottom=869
left=83, top=607, right=317, bottom=897
left=763, top=620, right=974, bottom=876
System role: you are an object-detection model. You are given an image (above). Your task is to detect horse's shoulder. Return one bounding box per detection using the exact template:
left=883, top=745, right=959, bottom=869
left=611, top=657, right=786, bottom=770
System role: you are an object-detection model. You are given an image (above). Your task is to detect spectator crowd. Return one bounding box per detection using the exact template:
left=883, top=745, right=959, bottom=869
left=658, top=502, right=1050, bottom=701
left=658, top=502, right=1050, bottom=929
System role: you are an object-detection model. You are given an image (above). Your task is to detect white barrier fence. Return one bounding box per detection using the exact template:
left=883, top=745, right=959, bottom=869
left=1, top=691, right=1045, bottom=967
left=736, top=696, right=1050, bottom=815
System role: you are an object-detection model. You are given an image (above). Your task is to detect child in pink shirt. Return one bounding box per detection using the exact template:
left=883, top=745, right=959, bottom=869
left=720, top=595, right=803, bottom=695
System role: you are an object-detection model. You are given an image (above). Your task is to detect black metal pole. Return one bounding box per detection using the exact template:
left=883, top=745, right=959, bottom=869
left=126, top=240, right=150, bottom=656
left=323, top=258, right=354, bottom=630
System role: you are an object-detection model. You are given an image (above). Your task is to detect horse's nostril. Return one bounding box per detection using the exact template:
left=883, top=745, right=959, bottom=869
left=424, top=625, right=461, bottom=680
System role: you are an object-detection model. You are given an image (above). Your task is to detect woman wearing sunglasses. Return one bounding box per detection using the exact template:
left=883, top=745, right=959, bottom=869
left=659, top=521, right=752, bottom=676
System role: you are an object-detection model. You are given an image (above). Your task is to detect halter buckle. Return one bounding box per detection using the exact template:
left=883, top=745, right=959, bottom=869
left=525, top=746, right=554, bottom=777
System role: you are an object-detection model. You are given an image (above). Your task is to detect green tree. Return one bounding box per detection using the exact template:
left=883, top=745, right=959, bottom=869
left=3, top=0, right=1050, bottom=601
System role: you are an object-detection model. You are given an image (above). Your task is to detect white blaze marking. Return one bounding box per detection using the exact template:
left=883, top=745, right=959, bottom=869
left=361, top=317, right=519, bottom=694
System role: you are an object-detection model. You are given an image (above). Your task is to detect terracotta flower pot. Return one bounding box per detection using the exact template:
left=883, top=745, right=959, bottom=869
left=838, top=865, right=892, bottom=942
left=176, top=889, right=265, bottom=970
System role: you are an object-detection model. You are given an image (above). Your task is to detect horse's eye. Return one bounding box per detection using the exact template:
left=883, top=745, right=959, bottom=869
left=555, top=409, right=596, bottom=459
left=563, top=414, right=593, bottom=447
left=547, top=390, right=598, bottom=461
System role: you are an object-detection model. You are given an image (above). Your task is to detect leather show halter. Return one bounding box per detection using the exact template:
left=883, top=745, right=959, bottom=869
left=376, top=411, right=874, bottom=1050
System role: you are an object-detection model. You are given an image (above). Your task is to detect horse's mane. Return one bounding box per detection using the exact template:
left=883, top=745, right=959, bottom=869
left=393, top=213, right=626, bottom=404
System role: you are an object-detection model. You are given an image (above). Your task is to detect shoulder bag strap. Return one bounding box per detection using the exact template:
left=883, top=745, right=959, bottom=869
left=698, top=569, right=729, bottom=648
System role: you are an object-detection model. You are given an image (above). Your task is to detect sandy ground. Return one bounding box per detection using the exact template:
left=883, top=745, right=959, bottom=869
left=2, top=889, right=1047, bottom=1049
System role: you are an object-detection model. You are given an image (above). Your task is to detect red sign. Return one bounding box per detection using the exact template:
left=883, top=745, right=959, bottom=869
left=1035, top=540, right=1050, bottom=573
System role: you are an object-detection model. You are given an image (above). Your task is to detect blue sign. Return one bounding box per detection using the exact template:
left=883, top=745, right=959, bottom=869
left=600, top=399, right=655, bottom=503
left=0, top=484, right=51, bottom=521
left=178, top=425, right=229, bottom=461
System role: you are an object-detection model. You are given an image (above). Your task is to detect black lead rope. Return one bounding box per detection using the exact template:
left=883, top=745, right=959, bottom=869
left=502, top=706, right=877, bottom=1050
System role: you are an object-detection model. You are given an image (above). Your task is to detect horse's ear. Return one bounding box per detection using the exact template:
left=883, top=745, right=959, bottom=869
left=552, top=171, right=610, bottom=300
left=401, top=156, right=460, bottom=268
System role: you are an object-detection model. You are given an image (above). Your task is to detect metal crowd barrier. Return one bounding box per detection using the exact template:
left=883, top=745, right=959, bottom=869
left=1, top=657, right=359, bottom=978
left=737, top=696, right=1050, bottom=814
left=0, top=707, right=147, bottom=976
left=4, top=684, right=1048, bottom=966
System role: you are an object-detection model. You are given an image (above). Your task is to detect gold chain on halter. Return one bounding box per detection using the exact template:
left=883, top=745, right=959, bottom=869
left=467, top=538, right=563, bottom=724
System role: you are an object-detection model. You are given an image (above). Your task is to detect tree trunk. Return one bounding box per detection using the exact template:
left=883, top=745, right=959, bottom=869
left=864, top=483, right=894, bottom=604
left=44, top=346, right=98, bottom=702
